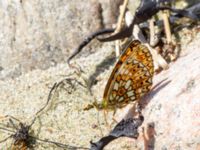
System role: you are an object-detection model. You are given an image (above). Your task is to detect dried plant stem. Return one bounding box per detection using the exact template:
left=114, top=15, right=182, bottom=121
left=162, top=10, right=172, bottom=43
left=115, top=0, right=129, bottom=56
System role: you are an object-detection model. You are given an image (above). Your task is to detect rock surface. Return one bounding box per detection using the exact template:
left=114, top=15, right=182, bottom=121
left=136, top=33, right=200, bottom=150
left=0, top=0, right=122, bottom=80
left=0, top=0, right=199, bottom=150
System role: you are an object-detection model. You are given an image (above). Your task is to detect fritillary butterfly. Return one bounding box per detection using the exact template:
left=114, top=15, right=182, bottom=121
left=85, top=40, right=154, bottom=113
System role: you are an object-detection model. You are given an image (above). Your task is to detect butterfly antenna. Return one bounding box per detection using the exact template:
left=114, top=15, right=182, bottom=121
left=97, top=109, right=104, bottom=136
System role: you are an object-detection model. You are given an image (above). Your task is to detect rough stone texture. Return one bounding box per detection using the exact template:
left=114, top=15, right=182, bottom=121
left=0, top=41, right=115, bottom=149
left=0, top=30, right=199, bottom=149
left=0, top=0, right=200, bottom=150
left=0, top=0, right=119, bottom=80
left=135, top=33, right=200, bottom=150
left=99, top=0, right=123, bottom=28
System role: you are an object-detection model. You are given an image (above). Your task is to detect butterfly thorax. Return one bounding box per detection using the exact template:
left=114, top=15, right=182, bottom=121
left=84, top=99, right=116, bottom=111
left=92, top=100, right=109, bottom=110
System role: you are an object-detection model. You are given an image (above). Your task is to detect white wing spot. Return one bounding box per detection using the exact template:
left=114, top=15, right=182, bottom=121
left=113, top=83, right=119, bottom=90
left=133, top=60, right=138, bottom=64
left=116, top=96, right=119, bottom=100
left=138, top=88, right=142, bottom=93
left=125, top=80, right=131, bottom=89
left=124, top=69, right=129, bottom=75
left=148, top=78, right=152, bottom=83
left=143, top=67, right=147, bottom=71
left=145, top=71, right=150, bottom=76
left=109, top=95, right=113, bottom=100
left=118, top=97, right=124, bottom=102
left=139, top=63, right=144, bottom=67
left=130, top=96, right=136, bottom=100
left=127, top=90, right=135, bottom=97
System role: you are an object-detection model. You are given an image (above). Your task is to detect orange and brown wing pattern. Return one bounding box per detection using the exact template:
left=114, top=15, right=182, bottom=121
left=103, top=40, right=140, bottom=99
left=120, top=40, right=154, bottom=75
left=128, top=41, right=154, bottom=76
left=103, top=40, right=154, bottom=110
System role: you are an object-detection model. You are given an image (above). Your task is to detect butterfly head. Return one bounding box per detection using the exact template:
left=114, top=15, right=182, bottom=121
left=84, top=100, right=108, bottom=111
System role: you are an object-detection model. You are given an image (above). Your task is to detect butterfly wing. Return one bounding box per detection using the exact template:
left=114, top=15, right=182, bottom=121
left=103, top=40, right=154, bottom=110
left=120, top=40, right=154, bottom=76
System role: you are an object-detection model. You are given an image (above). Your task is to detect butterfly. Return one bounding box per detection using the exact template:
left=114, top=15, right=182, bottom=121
left=84, top=40, right=154, bottom=114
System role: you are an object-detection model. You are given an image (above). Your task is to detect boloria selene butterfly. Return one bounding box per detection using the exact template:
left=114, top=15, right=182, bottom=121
left=85, top=40, right=154, bottom=113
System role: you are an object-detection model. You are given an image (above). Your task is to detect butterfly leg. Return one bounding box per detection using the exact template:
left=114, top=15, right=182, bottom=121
left=111, top=109, right=118, bottom=124
left=103, top=110, right=109, bottom=128
left=104, top=109, right=117, bottom=129
left=107, top=108, right=119, bottom=128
